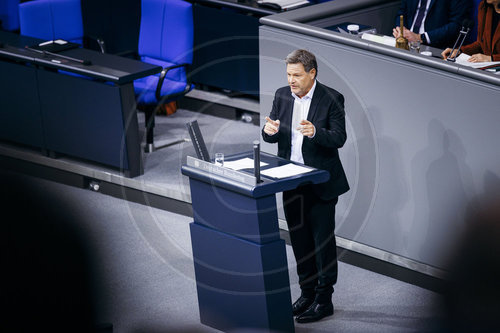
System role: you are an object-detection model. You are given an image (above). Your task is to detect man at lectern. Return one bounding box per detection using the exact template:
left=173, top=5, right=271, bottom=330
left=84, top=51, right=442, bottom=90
left=262, top=49, right=349, bottom=323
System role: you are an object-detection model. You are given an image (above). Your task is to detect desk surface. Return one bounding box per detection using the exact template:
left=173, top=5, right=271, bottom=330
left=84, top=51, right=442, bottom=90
left=0, top=31, right=161, bottom=84
left=182, top=151, right=330, bottom=198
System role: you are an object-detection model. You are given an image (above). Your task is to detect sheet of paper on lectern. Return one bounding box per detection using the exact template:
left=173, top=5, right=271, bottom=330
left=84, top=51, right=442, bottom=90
left=361, top=33, right=396, bottom=47
left=260, top=163, right=313, bottom=179
left=223, top=158, right=268, bottom=170
left=454, top=53, right=500, bottom=68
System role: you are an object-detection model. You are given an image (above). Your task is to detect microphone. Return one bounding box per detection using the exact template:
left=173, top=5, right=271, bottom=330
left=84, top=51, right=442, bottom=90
left=253, top=140, right=262, bottom=184
left=446, top=19, right=474, bottom=62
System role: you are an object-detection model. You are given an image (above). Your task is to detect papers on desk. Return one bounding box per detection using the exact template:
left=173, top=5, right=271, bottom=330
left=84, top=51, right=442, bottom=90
left=454, top=53, right=500, bottom=69
left=223, top=158, right=314, bottom=179
left=223, top=158, right=268, bottom=171
left=357, top=35, right=500, bottom=72
left=257, top=0, right=309, bottom=10
left=361, top=33, right=396, bottom=47
left=260, top=163, right=313, bottom=179
left=39, top=39, right=68, bottom=46
left=29, top=39, right=80, bottom=53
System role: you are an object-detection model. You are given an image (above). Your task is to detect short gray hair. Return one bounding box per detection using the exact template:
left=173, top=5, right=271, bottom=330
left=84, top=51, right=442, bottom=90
left=285, top=49, right=318, bottom=78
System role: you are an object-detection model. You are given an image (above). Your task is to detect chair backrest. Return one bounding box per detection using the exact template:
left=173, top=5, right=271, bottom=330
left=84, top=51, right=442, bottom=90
left=0, top=0, right=20, bottom=31
left=19, top=0, right=83, bottom=43
left=138, top=0, right=193, bottom=65
left=470, top=0, right=483, bottom=42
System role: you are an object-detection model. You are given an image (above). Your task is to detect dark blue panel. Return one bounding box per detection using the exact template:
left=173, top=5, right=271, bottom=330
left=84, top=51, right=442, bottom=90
left=191, top=4, right=260, bottom=95
left=0, top=61, right=44, bottom=148
left=190, top=178, right=280, bottom=244
left=190, top=222, right=294, bottom=332
left=260, top=239, right=295, bottom=331
left=37, top=70, right=130, bottom=169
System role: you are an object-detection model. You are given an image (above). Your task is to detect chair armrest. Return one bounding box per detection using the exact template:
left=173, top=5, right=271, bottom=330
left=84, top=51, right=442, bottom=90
left=155, top=63, right=192, bottom=102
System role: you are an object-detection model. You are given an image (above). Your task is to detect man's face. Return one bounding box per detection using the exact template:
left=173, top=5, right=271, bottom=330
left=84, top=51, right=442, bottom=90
left=287, top=63, right=316, bottom=98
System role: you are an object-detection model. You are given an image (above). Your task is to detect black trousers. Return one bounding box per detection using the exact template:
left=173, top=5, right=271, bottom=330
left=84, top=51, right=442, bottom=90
left=283, top=185, right=338, bottom=304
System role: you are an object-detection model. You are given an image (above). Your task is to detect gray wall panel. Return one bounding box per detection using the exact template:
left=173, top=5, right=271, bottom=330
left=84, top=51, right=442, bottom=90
left=259, top=26, right=500, bottom=270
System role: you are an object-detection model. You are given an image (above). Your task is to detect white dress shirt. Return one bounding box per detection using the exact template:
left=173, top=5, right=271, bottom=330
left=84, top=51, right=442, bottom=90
left=290, top=80, right=316, bottom=164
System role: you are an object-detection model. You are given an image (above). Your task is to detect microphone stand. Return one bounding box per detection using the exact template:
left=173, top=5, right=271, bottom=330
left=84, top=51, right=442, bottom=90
left=446, top=26, right=471, bottom=62
left=253, top=140, right=262, bottom=184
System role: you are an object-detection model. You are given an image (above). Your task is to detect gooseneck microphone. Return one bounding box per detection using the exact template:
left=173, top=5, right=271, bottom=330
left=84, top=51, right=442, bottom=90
left=446, top=19, right=474, bottom=62
left=253, top=140, right=262, bottom=184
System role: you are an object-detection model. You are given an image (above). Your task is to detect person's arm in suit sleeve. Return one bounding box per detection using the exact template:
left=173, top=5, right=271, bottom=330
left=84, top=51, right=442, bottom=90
left=310, top=94, right=346, bottom=149
left=426, top=0, right=471, bottom=47
left=262, top=93, right=281, bottom=143
left=461, top=40, right=483, bottom=56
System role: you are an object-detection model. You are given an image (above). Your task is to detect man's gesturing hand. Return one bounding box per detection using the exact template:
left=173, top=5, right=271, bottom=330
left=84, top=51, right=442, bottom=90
left=264, top=117, right=280, bottom=135
left=298, top=120, right=315, bottom=137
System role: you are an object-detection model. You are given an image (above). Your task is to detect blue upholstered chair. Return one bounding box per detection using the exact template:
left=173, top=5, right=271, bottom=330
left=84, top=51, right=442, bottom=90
left=133, top=0, right=194, bottom=153
left=19, top=0, right=105, bottom=53
left=0, top=0, right=20, bottom=32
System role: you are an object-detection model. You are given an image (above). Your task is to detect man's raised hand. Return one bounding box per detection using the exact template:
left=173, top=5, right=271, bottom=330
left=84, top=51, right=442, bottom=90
left=264, top=117, right=280, bottom=135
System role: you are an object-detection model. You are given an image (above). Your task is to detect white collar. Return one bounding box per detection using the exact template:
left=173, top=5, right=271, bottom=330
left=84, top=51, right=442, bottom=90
left=291, top=80, right=316, bottom=101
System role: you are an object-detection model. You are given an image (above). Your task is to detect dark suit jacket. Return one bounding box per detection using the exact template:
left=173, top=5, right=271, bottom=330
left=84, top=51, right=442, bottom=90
left=461, top=1, right=500, bottom=61
left=396, top=0, right=473, bottom=48
left=262, top=81, right=350, bottom=201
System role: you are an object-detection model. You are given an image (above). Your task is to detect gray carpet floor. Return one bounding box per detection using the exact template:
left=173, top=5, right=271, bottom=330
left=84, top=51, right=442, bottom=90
left=134, top=108, right=262, bottom=200
left=3, top=169, right=446, bottom=333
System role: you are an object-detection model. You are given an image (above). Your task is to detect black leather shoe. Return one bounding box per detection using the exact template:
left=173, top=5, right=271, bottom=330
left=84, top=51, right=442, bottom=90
left=292, top=296, right=314, bottom=316
left=295, top=302, right=334, bottom=323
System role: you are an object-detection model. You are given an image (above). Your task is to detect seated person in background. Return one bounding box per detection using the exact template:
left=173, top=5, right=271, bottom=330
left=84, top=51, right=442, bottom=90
left=442, top=0, right=500, bottom=62
left=393, top=0, right=473, bottom=49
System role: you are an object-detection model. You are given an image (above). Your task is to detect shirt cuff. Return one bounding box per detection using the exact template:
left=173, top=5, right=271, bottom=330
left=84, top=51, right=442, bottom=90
left=423, top=32, right=430, bottom=44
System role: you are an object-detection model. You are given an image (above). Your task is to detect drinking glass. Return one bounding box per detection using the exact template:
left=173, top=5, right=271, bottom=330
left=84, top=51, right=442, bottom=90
left=409, top=40, right=421, bottom=53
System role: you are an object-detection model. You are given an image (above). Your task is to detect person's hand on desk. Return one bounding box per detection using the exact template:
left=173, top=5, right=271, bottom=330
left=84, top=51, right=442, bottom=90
left=392, top=26, right=421, bottom=42
left=467, top=53, right=492, bottom=62
left=441, top=49, right=492, bottom=62
left=441, top=47, right=460, bottom=60
left=264, top=117, right=280, bottom=135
